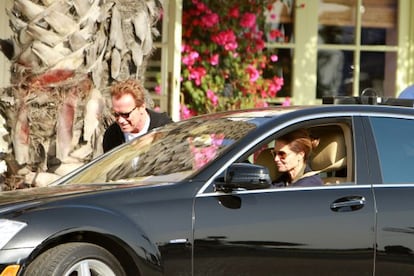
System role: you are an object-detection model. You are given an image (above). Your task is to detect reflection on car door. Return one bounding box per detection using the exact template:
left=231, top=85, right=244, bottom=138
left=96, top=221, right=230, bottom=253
left=367, top=116, right=414, bottom=274
left=193, top=186, right=375, bottom=275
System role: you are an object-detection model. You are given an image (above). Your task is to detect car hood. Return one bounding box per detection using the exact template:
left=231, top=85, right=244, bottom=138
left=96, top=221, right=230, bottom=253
left=0, top=182, right=144, bottom=207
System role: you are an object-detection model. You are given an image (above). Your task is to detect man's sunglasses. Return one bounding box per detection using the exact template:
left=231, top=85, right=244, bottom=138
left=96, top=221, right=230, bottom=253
left=113, top=106, right=137, bottom=119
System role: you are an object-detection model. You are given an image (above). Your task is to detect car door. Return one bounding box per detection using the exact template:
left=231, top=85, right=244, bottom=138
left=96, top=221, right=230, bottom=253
left=367, top=116, right=414, bottom=275
left=193, top=117, right=376, bottom=275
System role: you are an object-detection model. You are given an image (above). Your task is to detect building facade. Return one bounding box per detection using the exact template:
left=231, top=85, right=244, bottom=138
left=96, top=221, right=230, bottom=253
left=0, top=0, right=413, bottom=121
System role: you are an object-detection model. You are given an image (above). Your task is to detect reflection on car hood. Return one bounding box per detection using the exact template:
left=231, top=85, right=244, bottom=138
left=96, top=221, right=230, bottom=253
left=0, top=182, right=140, bottom=207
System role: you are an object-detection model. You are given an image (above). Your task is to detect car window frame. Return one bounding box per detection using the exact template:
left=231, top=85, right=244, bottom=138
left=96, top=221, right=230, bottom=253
left=200, top=116, right=358, bottom=195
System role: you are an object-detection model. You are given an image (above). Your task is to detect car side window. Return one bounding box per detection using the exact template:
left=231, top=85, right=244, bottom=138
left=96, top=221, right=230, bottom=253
left=370, top=117, right=414, bottom=184
left=253, top=123, right=354, bottom=187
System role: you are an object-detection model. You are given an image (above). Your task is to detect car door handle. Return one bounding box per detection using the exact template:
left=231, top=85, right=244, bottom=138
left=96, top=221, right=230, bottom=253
left=330, top=196, right=366, bottom=212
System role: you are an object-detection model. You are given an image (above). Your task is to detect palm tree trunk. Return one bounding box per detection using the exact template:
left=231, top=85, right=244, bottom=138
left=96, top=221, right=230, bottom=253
left=0, top=0, right=162, bottom=189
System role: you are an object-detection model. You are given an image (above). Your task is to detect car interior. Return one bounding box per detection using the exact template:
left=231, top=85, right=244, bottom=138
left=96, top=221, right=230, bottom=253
left=255, top=123, right=353, bottom=186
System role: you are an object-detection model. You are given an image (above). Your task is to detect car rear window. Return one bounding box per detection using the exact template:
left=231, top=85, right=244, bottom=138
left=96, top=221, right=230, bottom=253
left=370, top=117, right=414, bottom=184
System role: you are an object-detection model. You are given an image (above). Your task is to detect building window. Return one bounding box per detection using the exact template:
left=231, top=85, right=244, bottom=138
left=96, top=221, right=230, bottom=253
left=317, top=0, right=398, bottom=98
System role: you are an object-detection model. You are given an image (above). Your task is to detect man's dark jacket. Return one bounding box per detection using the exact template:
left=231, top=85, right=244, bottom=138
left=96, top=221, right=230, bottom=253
left=103, top=109, right=173, bottom=153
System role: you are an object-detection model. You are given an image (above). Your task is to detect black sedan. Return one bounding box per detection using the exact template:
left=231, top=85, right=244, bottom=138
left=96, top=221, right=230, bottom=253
left=1, top=96, right=414, bottom=275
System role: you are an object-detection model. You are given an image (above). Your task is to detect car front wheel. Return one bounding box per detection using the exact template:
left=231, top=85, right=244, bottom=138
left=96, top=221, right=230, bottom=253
left=24, top=242, right=126, bottom=276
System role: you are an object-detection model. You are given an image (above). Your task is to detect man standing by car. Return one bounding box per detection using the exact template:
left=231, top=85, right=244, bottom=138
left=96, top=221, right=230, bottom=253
left=103, top=79, right=173, bottom=152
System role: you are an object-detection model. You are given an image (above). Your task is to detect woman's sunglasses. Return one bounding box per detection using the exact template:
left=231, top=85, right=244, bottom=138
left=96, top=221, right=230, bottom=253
left=270, top=149, right=288, bottom=159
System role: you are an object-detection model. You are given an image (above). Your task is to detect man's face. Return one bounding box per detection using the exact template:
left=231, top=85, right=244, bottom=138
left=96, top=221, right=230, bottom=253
left=111, top=94, right=146, bottom=133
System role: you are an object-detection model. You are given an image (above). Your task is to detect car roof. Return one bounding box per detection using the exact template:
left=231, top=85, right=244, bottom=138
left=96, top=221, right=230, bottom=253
left=197, top=104, right=414, bottom=120
left=197, top=95, right=414, bottom=120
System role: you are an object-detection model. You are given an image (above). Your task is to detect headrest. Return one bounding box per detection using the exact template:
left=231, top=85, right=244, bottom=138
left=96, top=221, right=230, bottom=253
left=310, top=131, right=347, bottom=172
left=255, top=148, right=279, bottom=181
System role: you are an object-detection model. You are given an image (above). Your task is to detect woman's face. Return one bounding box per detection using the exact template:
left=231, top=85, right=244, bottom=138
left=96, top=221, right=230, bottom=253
left=273, top=140, right=304, bottom=173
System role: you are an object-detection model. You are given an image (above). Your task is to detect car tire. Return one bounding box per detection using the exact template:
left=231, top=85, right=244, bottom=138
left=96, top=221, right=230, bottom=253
left=24, top=242, right=126, bottom=276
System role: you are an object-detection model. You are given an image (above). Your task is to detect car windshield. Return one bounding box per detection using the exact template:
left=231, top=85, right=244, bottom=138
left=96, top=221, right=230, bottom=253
left=63, top=114, right=265, bottom=185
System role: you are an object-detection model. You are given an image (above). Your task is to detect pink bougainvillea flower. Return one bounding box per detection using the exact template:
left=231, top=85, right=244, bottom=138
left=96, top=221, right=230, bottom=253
left=180, top=104, right=191, bottom=120
left=225, top=41, right=238, bottom=51
left=282, top=97, right=291, bottom=106
left=188, top=133, right=225, bottom=169
left=154, top=85, right=161, bottom=95
left=209, top=54, right=219, bottom=66
left=270, top=29, right=283, bottom=39
left=255, top=99, right=269, bottom=108
left=273, top=76, right=284, bottom=88
left=267, top=82, right=279, bottom=98
left=270, top=54, right=278, bottom=62
left=246, top=65, right=260, bottom=83
left=194, top=1, right=208, bottom=13
left=212, top=30, right=237, bottom=51
left=229, top=6, right=239, bottom=18
left=264, top=77, right=284, bottom=98
left=188, top=66, right=206, bottom=86
left=206, top=89, right=218, bottom=106
left=255, top=39, right=265, bottom=51
left=240, top=13, right=256, bottom=29
left=201, top=12, right=219, bottom=28
left=192, top=18, right=201, bottom=26
left=180, top=104, right=197, bottom=120
left=181, top=44, right=189, bottom=53
left=259, top=61, right=266, bottom=69
left=190, top=50, right=199, bottom=59
left=182, top=51, right=199, bottom=66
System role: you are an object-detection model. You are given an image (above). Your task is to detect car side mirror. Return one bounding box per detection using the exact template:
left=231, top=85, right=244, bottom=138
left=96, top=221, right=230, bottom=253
left=214, top=163, right=272, bottom=192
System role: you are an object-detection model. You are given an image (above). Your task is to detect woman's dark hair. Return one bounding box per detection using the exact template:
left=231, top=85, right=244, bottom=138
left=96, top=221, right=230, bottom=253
left=277, top=129, right=319, bottom=161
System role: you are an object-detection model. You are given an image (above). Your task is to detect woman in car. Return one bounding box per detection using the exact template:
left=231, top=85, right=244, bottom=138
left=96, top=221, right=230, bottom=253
left=271, top=129, right=323, bottom=187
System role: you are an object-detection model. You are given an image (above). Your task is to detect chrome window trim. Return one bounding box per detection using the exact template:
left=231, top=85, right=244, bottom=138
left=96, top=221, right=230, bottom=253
left=196, top=184, right=372, bottom=198
left=372, top=184, right=414, bottom=188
